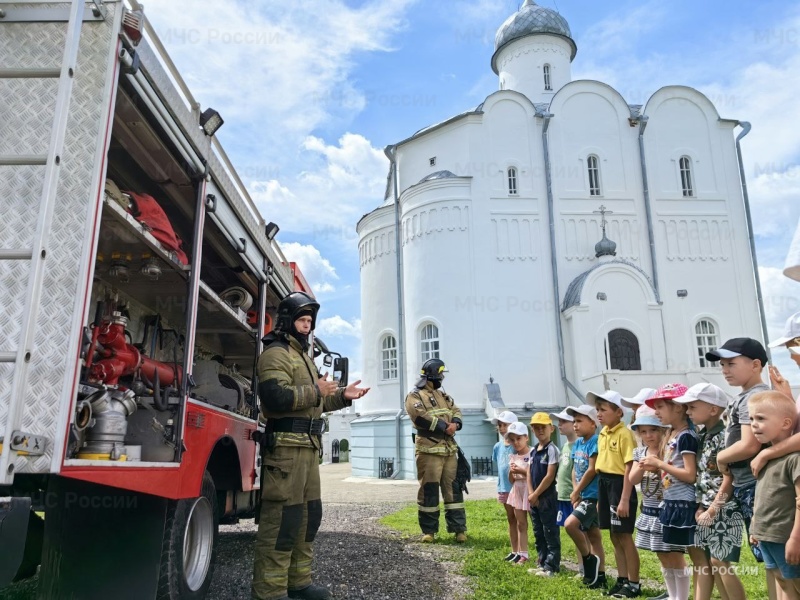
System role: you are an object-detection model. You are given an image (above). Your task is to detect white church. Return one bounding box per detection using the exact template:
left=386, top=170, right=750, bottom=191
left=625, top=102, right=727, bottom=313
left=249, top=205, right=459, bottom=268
left=352, top=0, right=767, bottom=479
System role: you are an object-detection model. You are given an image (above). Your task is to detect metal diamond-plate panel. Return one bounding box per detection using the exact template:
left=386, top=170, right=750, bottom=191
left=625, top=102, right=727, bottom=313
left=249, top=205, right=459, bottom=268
left=0, top=79, right=58, bottom=157
left=0, top=261, right=29, bottom=434
left=0, top=21, right=65, bottom=70
left=3, top=8, right=120, bottom=477
left=0, top=165, right=43, bottom=255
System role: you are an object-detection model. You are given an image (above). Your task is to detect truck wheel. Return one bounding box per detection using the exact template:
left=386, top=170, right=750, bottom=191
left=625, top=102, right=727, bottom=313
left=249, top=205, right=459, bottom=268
left=157, top=471, right=218, bottom=600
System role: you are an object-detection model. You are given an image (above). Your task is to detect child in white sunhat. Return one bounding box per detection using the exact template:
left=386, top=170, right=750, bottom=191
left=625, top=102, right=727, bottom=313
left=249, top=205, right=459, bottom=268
left=622, top=388, right=657, bottom=427
left=505, top=421, right=532, bottom=565
left=491, top=411, right=520, bottom=562
left=674, top=383, right=746, bottom=600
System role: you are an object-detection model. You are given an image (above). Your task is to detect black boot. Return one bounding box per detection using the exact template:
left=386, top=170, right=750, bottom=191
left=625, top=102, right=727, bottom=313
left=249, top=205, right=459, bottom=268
left=288, top=584, right=332, bottom=600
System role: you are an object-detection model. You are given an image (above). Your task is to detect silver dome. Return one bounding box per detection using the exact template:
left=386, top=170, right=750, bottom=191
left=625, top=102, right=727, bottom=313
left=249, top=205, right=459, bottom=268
left=492, top=0, right=577, bottom=73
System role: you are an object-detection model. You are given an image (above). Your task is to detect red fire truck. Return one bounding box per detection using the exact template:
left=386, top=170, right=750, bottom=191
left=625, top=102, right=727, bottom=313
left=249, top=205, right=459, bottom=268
left=0, top=2, right=346, bottom=597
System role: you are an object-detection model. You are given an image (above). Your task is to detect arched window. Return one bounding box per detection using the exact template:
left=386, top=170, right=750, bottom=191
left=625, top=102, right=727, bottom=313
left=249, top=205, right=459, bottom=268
left=420, top=323, right=440, bottom=363
left=608, top=329, right=641, bottom=370
left=588, top=155, right=602, bottom=196
left=695, top=319, right=719, bottom=368
left=679, top=156, right=694, bottom=197
left=507, top=167, right=518, bottom=195
left=543, top=64, right=552, bottom=91
left=380, top=335, right=398, bottom=380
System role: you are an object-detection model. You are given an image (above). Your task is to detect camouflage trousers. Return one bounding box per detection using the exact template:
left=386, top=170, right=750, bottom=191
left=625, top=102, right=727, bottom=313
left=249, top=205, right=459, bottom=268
left=415, top=452, right=466, bottom=535
left=252, top=445, right=321, bottom=600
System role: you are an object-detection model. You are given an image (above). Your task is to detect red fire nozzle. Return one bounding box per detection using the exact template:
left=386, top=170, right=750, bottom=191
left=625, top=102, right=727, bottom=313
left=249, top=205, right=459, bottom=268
left=88, top=318, right=182, bottom=387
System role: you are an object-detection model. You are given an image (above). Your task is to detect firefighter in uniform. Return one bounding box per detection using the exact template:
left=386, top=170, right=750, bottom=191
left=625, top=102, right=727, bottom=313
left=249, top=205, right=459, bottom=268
left=252, top=292, right=369, bottom=600
left=405, top=358, right=467, bottom=543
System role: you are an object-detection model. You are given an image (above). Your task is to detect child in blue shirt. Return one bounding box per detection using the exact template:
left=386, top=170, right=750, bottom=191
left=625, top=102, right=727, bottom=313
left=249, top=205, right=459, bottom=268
left=491, top=411, right=520, bottom=561
left=564, top=405, right=605, bottom=589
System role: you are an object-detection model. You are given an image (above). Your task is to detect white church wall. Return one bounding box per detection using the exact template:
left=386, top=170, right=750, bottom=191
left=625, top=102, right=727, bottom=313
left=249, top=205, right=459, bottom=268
left=400, top=179, right=478, bottom=406
left=396, top=118, right=479, bottom=192
left=357, top=206, right=401, bottom=415
left=645, top=86, right=764, bottom=373
left=548, top=81, right=648, bottom=296
left=482, top=94, right=536, bottom=198
left=495, top=34, right=573, bottom=104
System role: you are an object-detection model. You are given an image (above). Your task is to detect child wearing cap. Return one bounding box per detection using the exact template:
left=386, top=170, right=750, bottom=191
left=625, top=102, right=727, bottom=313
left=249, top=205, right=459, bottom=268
left=564, top=405, right=605, bottom=589
left=491, top=411, right=520, bottom=562
left=641, top=383, right=698, bottom=600
left=628, top=405, right=677, bottom=600
left=622, top=388, right=657, bottom=429
left=591, top=390, right=641, bottom=598
left=710, top=337, right=770, bottom=562
left=550, top=409, right=577, bottom=528
left=527, top=413, right=561, bottom=576
left=751, top=312, right=800, bottom=479
left=676, top=383, right=746, bottom=600
left=748, top=390, right=800, bottom=599
left=505, top=422, right=532, bottom=565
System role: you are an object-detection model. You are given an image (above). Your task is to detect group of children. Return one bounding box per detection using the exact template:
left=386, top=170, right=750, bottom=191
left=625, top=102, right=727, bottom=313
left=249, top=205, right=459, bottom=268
left=492, top=327, right=800, bottom=599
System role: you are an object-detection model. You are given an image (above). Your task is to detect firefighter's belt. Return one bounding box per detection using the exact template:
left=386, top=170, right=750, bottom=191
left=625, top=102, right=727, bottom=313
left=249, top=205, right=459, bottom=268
left=270, top=417, right=326, bottom=436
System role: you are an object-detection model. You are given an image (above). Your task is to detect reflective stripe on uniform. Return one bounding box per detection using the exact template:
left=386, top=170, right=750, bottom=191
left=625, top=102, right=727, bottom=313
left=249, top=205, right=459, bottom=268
left=417, top=505, right=440, bottom=512
left=444, top=502, right=465, bottom=510
left=427, top=409, right=453, bottom=417
left=428, top=415, right=439, bottom=431
left=417, top=446, right=456, bottom=455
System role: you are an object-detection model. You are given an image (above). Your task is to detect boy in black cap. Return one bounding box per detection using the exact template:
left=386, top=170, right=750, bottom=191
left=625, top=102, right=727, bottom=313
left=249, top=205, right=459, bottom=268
left=710, top=337, right=769, bottom=564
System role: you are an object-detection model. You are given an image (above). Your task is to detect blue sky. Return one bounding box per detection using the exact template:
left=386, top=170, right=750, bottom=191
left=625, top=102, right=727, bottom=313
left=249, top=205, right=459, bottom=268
left=144, top=0, right=800, bottom=384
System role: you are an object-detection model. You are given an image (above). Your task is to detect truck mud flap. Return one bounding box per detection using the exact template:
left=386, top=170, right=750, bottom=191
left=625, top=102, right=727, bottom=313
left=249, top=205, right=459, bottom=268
left=0, top=497, right=32, bottom=587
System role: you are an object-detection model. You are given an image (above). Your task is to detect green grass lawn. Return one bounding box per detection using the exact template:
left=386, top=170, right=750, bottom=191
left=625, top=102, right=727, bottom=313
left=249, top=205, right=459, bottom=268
left=381, top=500, right=767, bottom=600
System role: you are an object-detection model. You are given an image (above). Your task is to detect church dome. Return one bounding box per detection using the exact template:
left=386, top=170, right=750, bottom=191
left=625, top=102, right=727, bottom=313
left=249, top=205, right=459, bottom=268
left=492, top=0, right=577, bottom=73
left=595, top=232, right=617, bottom=258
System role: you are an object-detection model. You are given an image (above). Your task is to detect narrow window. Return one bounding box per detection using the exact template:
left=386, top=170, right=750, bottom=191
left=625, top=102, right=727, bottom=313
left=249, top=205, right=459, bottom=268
left=543, top=64, right=552, bottom=91
left=429, top=157, right=436, bottom=167
left=608, top=329, right=641, bottom=370
left=381, top=335, right=398, bottom=380
left=680, top=156, right=694, bottom=197
left=588, top=155, right=601, bottom=196
left=507, top=167, right=518, bottom=195
left=695, top=319, right=719, bottom=368
left=420, top=323, right=440, bottom=363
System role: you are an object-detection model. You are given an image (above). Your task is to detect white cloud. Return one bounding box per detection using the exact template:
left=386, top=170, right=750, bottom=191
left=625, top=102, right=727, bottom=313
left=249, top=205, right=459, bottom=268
left=316, top=315, right=362, bottom=339
left=253, top=133, right=388, bottom=234
left=279, top=242, right=339, bottom=295
left=144, top=0, right=413, bottom=166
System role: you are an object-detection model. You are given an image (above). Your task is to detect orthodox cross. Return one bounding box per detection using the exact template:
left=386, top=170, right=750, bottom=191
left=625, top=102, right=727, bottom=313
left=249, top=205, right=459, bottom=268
left=593, top=205, right=613, bottom=236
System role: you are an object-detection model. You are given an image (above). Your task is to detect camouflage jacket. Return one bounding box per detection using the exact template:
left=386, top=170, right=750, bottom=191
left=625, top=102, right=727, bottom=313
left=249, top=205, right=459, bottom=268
left=405, top=383, right=463, bottom=456
left=257, top=332, right=349, bottom=448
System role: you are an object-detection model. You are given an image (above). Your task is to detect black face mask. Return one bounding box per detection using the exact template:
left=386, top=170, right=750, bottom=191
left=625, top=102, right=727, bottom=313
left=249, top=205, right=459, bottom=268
left=430, top=379, right=442, bottom=390
left=289, top=329, right=309, bottom=351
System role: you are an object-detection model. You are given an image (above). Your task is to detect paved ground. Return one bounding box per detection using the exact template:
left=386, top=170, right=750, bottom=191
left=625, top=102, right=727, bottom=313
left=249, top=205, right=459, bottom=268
left=320, top=461, right=497, bottom=503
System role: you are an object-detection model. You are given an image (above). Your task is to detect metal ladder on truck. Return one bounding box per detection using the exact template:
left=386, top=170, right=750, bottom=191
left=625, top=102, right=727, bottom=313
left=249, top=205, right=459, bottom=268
left=0, top=0, right=104, bottom=585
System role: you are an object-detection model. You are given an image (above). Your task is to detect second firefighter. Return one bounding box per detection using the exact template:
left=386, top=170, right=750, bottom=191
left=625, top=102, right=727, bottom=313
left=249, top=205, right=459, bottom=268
left=405, top=358, right=467, bottom=543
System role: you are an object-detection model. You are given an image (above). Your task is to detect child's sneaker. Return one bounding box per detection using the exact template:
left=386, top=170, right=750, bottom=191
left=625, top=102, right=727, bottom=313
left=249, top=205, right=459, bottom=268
left=588, top=573, right=608, bottom=590
left=513, top=556, right=529, bottom=566
left=581, top=554, right=600, bottom=586
left=612, top=582, right=641, bottom=598
left=503, top=552, right=518, bottom=562
left=534, top=566, right=557, bottom=577
left=605, top=579, right=627, bottom=596
left=645, top=593, right=669, bottom=600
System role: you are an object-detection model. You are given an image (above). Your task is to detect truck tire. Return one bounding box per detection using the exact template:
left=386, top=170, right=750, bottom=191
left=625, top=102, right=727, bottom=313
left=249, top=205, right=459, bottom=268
left=157, top=471, right=218, bottom=600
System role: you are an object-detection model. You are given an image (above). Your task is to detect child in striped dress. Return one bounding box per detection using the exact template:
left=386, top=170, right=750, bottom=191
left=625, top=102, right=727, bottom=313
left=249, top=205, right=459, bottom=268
left=629, top=405, right=684, bottom=600
left=641, top=384, right=699, bottom=600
